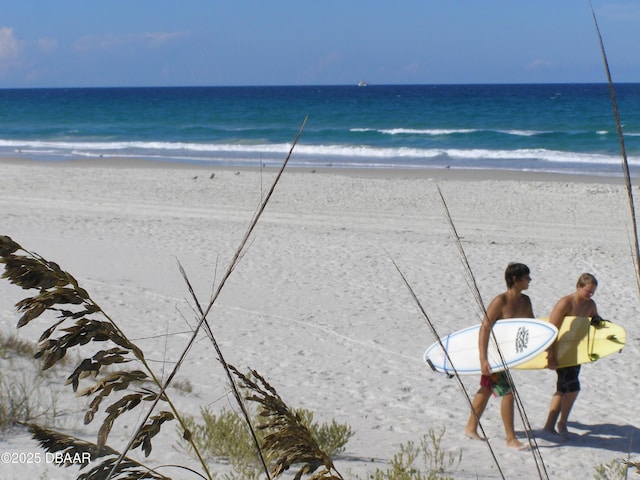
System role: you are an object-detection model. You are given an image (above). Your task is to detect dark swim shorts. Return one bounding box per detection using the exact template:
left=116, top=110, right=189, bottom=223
left=556, top=365, right=581, bottom=393
left=480, top=372, right=512, bottom=397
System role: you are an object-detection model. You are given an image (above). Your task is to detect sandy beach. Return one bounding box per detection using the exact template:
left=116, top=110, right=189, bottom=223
left=0, top=158, right=638, bottom=479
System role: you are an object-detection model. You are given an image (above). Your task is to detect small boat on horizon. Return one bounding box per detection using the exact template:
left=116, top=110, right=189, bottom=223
left=357, top=81, right=368, bottom=87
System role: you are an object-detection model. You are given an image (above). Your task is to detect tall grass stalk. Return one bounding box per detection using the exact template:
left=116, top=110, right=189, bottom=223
left=590, top=2, right=640, bottom=293
left=591, top=4, right=638, bottom=474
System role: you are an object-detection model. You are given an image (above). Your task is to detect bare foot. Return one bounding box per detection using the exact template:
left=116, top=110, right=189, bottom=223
left=557, top=424, right=569, bottom=440
left=507, top=438, right=528, bottom=450
left=464, top=429, right=485, bottom=441
left=540, top=427, right=561, bottom=440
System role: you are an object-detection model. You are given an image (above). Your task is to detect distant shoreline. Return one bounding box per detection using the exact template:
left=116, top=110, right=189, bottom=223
left=0, top=155, right=629, bottom=185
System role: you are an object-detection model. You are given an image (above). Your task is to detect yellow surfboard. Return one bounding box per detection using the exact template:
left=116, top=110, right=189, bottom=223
left=515, top=316, right=625, bottom=370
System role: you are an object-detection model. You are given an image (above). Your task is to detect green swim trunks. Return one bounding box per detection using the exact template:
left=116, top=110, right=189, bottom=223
left=481, top=372, right=512, bottom=397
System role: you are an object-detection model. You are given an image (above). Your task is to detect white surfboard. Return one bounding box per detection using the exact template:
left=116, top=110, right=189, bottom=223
left=424, top=318, right=558, bottom=375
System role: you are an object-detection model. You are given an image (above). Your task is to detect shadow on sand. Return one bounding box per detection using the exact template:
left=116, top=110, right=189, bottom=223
left=531, top=421, right=640, bottom=454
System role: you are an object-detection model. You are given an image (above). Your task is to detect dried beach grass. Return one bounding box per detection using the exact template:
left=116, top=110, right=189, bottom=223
left=27, top=423, right=172, bottom=480
left=590, top=2, right=640, bottom=293
left=0, top=234, right=209, bottom=479
left=590, top=2, right=639, bottom=473
left=230, top=366, right=344, bottom=480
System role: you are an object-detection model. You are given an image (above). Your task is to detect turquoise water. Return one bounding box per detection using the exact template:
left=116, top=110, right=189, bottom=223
left=0, top=84, right=639, bottom=175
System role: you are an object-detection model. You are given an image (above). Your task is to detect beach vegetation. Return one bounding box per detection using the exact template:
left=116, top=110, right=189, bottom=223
left=0, top=233, right=203, bottom=478
left=171, top=378, right=195, bottom=394
left=229, top=366, right=346, bottom=479
left=0, top=368, right=60, bottom=432
left=0, top=331, right=64, bottom=433
left=178, top=403, right=353, bottom=469
left=0, top=232, right=345, bottom=479
left=0, top=330, right=36, bottom=358
left=594, top=459, right=629, bottom=480
left=354, top=428, right=461, bottom=480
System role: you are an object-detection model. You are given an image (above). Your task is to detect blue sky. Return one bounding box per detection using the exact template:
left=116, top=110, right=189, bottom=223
left=1, top=1, right=639, bottom=88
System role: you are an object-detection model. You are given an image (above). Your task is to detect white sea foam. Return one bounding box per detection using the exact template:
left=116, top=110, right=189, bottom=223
left=1, top=138, right=637, bottom=171
left=351, top=127, right=545, bottom=136
left=379, top=128, right=477, bottom=135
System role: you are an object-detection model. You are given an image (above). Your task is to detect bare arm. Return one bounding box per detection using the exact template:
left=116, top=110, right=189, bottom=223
left=479, top=296, right=504, bottom=376
left=546, top=296, right=570, bottom=369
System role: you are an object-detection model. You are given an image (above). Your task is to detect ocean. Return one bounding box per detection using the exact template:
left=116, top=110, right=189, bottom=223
left=1, top=83, right=639, bottom=176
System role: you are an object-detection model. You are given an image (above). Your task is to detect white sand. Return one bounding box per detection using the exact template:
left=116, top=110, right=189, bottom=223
left=0, top=158, right=638, bottom=479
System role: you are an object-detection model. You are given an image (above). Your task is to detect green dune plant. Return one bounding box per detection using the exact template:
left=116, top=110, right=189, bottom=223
left=0, top=364, right=61, bottom=432
left=0, top=322, right=69, bottom=433
left=594, top=459, right=629, bottom=480
left=179, top=402, right=353, bottom=471
left=356, top=428, right=461, bottom=480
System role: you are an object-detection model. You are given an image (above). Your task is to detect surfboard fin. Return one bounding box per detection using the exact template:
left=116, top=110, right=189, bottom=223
left=425, top=358, right=455, bottom=378
left=426, top=358, right=436, bottom=372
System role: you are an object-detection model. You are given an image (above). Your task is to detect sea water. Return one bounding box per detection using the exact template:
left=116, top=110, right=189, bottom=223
left=0, top=83, right=639, bottom=176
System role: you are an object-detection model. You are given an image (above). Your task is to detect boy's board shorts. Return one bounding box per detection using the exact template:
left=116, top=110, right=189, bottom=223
left=480, top=372, right=512, bottom=397
left=556, top=365, right=581, bottom=393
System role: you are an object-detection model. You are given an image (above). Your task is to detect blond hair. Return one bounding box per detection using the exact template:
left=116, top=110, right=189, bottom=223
left=576, top=273, right=597, bottom=288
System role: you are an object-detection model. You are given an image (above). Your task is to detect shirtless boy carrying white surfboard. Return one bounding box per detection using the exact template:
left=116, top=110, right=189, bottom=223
left=464, top=262, right=533, bottom=450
